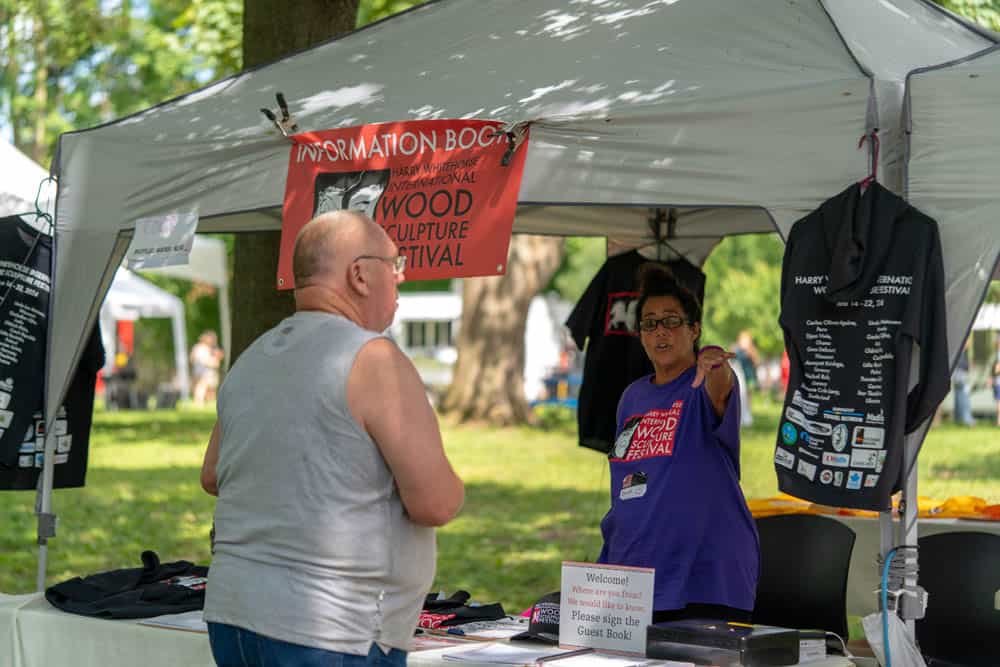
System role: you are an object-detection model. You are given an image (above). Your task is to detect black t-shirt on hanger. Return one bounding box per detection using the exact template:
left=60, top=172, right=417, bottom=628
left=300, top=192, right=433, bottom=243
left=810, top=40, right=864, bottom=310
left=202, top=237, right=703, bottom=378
left=566, top=250, right=706, bottom=453
left=0, top=215, right=104, bottom=489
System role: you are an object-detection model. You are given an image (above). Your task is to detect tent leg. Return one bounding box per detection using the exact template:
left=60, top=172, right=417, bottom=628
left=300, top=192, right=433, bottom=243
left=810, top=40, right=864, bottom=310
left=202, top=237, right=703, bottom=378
left=34, top=431, right=58, bottom=591
left=900, top=433, right=923, bottom=634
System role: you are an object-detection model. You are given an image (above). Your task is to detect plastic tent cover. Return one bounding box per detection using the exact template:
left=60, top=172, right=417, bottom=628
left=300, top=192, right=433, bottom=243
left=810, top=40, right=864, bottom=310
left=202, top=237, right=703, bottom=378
left=99, top=268, right=191, bottom=398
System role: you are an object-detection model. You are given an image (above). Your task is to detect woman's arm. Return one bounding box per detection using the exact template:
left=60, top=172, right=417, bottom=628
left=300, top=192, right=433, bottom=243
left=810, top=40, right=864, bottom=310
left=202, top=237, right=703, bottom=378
left=692, top=346, right=736, bottom=417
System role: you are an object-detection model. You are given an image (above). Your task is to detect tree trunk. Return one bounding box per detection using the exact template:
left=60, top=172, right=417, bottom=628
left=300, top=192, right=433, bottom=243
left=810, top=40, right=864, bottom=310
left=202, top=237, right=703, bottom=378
left=441, top=235, right=565, bottom=426
left=233, top=0, right=359, bottom=361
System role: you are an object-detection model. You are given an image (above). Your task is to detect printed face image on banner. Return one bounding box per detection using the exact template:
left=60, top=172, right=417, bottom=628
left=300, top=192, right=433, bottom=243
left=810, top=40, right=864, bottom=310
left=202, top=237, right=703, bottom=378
left=277, top=119, right=529, bottom=287
left=613, top=401, right=684, bottom=461
left=605, top=292, right=639, bottom=336
left=312, top=169, right=391, bottom=221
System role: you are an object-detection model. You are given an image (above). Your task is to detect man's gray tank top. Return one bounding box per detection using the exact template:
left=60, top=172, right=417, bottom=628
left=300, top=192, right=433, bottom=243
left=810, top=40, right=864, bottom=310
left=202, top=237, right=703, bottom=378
left=204, top=311, right=435, bottom=654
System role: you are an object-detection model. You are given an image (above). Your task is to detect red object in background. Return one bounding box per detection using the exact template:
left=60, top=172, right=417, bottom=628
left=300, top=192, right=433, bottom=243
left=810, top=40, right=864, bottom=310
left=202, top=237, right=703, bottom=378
left=116, top=321, right=134, bottom=356
left=780, top=350, right=790, bottom=393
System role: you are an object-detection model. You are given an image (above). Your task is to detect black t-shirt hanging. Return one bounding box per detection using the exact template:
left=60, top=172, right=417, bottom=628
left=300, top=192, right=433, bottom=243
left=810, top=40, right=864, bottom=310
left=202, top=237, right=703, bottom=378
left=0, top=215, right=104, bottom=489
left=775, top=183, right=949, bottom=510
left=566, top=250, right=706, bottom=453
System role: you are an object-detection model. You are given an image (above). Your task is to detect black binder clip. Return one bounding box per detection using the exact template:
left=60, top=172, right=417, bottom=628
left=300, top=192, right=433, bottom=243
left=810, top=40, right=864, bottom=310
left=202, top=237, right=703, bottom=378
left=260, top=92, right=299, bottom=139
left=496, top=121, right=530, bottom=167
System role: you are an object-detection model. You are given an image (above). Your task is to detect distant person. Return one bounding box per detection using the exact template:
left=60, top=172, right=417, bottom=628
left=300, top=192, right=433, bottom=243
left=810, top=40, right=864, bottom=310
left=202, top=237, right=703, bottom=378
left=733, top=330, right=760, bottom=427
left=952, top=338, right=975, bottom=427
left=200, top=211, right=464, bottom=667
left=993, top=332, right=1000, bottom=427
left=190, top=331, right=224, bottom=405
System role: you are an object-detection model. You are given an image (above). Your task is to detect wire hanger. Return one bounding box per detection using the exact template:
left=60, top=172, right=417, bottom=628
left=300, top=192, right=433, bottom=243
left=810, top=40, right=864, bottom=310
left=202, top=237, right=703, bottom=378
left=858, top=130, right=879, bottom=192
left=0, top=176, right=56, bottom=310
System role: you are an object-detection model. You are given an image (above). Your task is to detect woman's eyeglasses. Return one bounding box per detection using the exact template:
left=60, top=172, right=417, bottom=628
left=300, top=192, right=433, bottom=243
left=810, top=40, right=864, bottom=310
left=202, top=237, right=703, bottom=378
left=638, top=315, right=688, bottom=332
left=354, top=254, right=407, bottom=275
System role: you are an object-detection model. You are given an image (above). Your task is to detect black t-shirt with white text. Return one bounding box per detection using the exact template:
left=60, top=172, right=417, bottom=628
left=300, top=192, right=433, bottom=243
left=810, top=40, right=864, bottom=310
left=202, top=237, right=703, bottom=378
left=775, top=183, right=949, bottom=510
left=0, top=215, right=104, bottom=489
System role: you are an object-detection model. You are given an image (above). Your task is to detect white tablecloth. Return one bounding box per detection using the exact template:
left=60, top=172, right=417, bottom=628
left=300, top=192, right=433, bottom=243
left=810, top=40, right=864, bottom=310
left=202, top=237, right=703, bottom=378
left=0, top=592, right=868, bottom=667
left=0, top=592, right=213, bottom=667
left=828, top=515, right=1000, bottom=617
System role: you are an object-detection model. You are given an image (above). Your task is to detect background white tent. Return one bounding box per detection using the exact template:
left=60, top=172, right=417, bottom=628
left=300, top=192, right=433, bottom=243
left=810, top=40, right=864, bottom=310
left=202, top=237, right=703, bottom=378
left=0, top=140, right=55, bottom=228
left=140, top=236, right=232, bottom=370
left=99, top=268, right=191, bottom=399
left=36, top=0, right=1000, bottom=623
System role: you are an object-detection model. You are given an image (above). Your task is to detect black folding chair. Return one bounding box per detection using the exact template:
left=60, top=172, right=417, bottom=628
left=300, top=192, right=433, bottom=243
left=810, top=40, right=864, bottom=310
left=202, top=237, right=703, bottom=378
left=753, top=514, right=856, bottom=639
left=916, top=531, right=1000, bottom=667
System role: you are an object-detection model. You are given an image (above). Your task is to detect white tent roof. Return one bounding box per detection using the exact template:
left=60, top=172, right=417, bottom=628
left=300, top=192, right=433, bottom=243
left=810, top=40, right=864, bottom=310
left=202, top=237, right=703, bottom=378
left=0, top=140, right=54, bottom=227
left=99, top=268, right=191, bottom=398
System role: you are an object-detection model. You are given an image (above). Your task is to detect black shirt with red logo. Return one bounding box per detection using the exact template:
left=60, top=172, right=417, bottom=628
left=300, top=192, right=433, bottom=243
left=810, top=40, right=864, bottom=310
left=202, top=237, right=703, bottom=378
left=566, top=251, right=705, bottom=453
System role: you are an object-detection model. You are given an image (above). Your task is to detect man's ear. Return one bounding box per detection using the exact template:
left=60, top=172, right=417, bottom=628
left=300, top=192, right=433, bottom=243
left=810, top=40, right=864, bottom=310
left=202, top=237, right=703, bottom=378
left=347, top=260, right=371, bottom=297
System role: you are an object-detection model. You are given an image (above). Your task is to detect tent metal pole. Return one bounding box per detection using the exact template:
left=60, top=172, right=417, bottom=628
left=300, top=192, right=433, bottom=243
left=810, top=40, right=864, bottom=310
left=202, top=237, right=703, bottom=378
left=901, top=434, right=921, bottom=635
left=35, top=430, right=58, bottom=591
left=219, top=280, right=232, bottom=372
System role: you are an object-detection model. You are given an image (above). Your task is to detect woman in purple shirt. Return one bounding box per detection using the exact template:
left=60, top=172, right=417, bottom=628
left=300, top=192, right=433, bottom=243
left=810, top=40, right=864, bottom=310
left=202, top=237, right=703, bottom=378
left=598, top=264, right=759, bottom=623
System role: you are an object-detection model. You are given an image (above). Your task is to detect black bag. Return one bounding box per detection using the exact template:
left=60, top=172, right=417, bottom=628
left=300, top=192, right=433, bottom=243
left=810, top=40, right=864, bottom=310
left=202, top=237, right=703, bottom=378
left=45, top=550, right=208, bottom=619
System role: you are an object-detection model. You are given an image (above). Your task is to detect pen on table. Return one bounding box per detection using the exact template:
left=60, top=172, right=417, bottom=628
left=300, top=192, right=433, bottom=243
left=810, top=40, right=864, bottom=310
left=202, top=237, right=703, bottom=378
left=446, top=628, right=465, bottom=636
left=536, top=647, right=594, bottom=663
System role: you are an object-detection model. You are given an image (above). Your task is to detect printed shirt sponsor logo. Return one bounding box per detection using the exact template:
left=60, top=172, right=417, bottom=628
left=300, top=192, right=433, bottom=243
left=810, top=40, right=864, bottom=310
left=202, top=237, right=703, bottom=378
left=781, top=422, right=798, bottom=445
left=831, top=424, right=849, bottom=452
left=822, top=452, right=850, bottom=467
left=852, top=425, right=885, bottom=449
left=833, top=471, right=844, bottom=487
left=605, top=292, right=639, bottom=336
left=846, top=470, right=863, bottom=490
left=615, top=402, right=684, bottom=461
left=620, top=471, right=648, bottom=500
left=797, top=459, right=817, bottom=481
left=774, top=448, right=795, bottom=469
left=864, top=474, right=879, bottom=488
left=850, top=449, right=880, bottom=469
left=819, top=469, right=834, bottom=485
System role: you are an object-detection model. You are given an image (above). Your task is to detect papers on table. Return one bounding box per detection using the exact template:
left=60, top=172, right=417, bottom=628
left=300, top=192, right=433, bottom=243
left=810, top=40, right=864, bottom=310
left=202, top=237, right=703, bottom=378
left=440, top=642, right=570, bottom=664
left=430, top=617, right=530, bottom=640
left=136, top=610, right=207, bottom=633
left=548, top=653, right=693, bottom=667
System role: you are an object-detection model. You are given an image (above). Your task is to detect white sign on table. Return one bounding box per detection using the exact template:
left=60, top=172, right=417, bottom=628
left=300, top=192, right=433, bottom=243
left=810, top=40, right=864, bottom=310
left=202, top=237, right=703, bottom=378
left=559, top=562, right=654, bottom=656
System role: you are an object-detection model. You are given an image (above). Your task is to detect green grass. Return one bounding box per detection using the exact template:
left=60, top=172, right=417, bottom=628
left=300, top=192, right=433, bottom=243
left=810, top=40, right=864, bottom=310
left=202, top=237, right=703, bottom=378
left=1, top=399, right=998, bottom=618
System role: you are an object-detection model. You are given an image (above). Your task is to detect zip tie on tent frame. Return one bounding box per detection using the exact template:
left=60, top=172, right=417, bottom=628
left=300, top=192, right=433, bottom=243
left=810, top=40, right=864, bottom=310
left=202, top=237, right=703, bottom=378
left=260, top=92, right=299, bottom=141
left=874, top=544, right=922, bottom=615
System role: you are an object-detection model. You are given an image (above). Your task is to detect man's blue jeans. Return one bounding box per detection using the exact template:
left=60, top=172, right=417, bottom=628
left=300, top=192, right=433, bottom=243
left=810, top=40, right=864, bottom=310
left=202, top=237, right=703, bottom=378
left=208, top=622, right=407, bottom=667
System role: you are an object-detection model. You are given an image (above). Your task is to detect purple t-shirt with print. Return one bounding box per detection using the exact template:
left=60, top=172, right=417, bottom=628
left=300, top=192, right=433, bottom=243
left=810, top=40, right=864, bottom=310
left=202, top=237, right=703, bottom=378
left=597, top=366, right=759, bottom=612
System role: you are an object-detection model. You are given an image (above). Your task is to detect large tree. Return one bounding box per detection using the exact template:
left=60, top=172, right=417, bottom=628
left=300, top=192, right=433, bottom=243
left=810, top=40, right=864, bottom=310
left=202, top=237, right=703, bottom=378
left=442, top=235, right=564, bottom=425
left=232, top=0, right=360, bottom=359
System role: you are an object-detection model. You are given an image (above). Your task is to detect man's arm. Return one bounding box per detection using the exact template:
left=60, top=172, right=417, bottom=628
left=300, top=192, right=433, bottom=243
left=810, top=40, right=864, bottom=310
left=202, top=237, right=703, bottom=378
left=200, top=422, right=220, bottom=496
left=348, top=338, right=464, bottom=527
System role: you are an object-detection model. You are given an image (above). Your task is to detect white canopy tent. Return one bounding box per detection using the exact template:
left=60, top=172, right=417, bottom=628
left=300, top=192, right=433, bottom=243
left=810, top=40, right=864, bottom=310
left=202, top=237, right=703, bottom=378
left=0, top=140, right=55, bottom=229
left=140, top=236, right=232, bottom=371
left=98, top=268, right=191, bottom=400
left=36, top=0, right=1000, bottom=631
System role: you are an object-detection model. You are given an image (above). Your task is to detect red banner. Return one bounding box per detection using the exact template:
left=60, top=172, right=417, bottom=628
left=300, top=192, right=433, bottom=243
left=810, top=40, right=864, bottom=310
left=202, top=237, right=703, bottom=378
left=276, top=119, right=529, bottom=288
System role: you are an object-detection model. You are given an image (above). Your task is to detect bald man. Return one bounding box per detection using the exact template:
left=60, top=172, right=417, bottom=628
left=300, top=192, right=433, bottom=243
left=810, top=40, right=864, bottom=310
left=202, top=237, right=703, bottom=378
left=200, top=211, right=464, bottom=667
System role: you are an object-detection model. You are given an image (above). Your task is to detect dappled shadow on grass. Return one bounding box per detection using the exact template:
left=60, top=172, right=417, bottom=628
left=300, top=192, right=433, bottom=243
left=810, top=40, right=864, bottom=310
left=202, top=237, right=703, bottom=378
left=436, top=480, right=608, bottom=613
left=90, top=409, right=216, bottom=448
left=0, top=463, right=214, bottom=594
